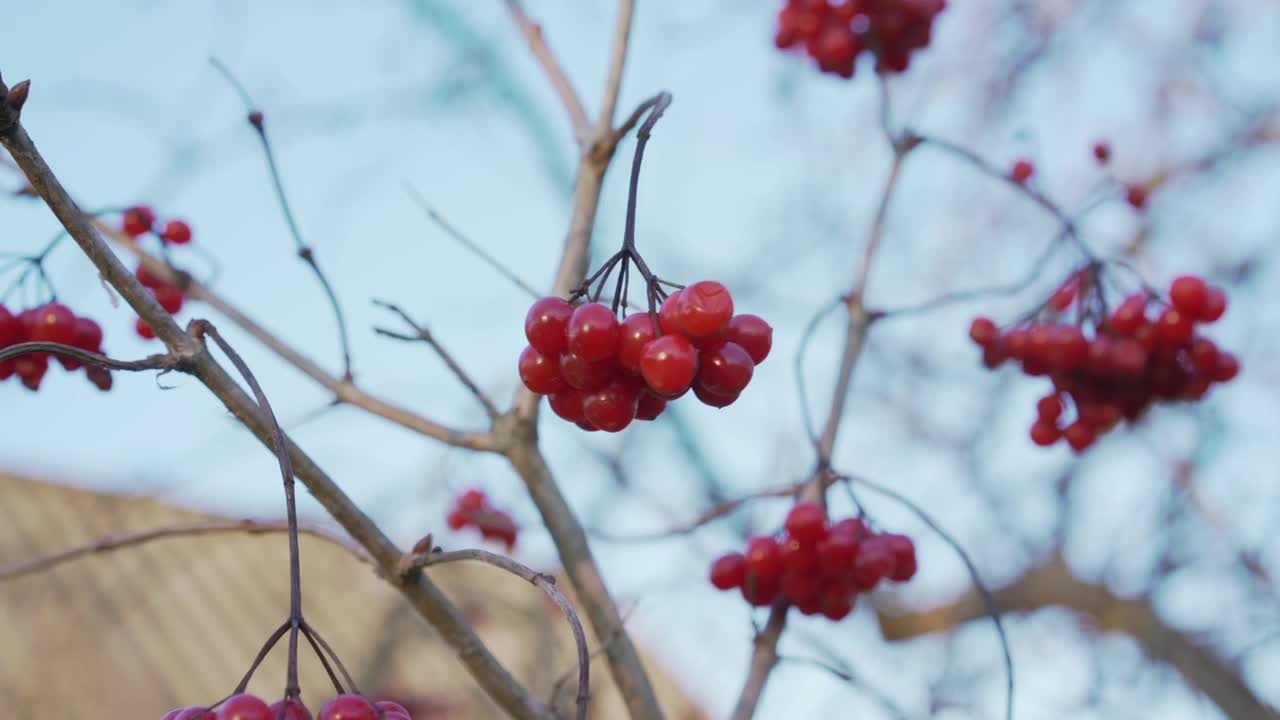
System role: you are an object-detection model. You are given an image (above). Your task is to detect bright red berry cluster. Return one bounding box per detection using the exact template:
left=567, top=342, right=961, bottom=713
left=774, top=0, right=947, bottom=78
left=122, top=204, right=194, bottom=245
left=518, top=281, right=773, bottom=433
left=446, top=489, right=518, bottom=551
left=0, top=301, right=111, bottom=391
left=709, top=502, right=917, bottom=621
left=970, top=274, right=1239, bottom=452
left=133, top=261, right=188, bottom=340
left=160, top=694, right=413, bottom=720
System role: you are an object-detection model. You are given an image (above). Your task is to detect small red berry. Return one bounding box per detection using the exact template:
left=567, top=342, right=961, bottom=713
left=883, top=533, right=917, bottom=581
left=696, top=341, right=754, bottom=396
left=373, top=702, right=411, bottom=717
left=218, top=694, right=273, bottom=720
left=678, top=280, right=734, bottom=337
left=780, top=567, right=821, bottom=603
left=459, top=489, right=486, bottom=511
left=548, top=388, right=588, bottom=423
left=968, top=317, right=999, bottom=346
left=1155, top=308, right=1194, bottom=344
left=1029, top=421, right=1060, bottom=447
left=268, top=699, right=314, bottom=720
left=725, top=313, right=773, bottom=364
left=566, top=302, right=620, bottom=361
left=744, top=536, right=784, bottom=578
left=1009, top=159, right=1035, bottom=184
left=658, top=291, right=686, bottom=335
left=136, top=263, right=166, bottom=289
left=691, top=381, right=738, bottom=408
left=318, top=694, right=377, bottom=720
left=518, top=346, right=568, bottom=395
left=784, top=502, right=827, bottom=545
left=617, top=313, right=658, bottom=372
left=583, top=378, right=640, bottom=433
left=710, top=552, right=747, bottom=590
left=1125, top=184, right=1148, bottom=210
left=1108, top=294, right=1148, bottom=336
left=1063, top=421, right=1096, bottom=452
left=851, top=536, right=894, bottom=591
left=1213, top=352, right=1240, bottom=382
left=816, top=531, right=857, bottom=577
left=1199, top=288, right=1227, bottom=322
left=122, top=205, right=155, bottom=237
left=1169, top=276, right=1208, bottom=319
left=446, top=510, right=467, bottom=530
left=559, top=351, right=617, bottom=392
left=136, top=317, right=157, bottom=340
left=29, top=302, right=77, bottom=345
left=155, top=285, right=185, bottom=314
left=741, top=573, right=780, bottom=606
left=15, top=354, right=48, bottom=391
left=635, top=391, right=667, bottom=421
left=161, top=219, right=193, bottom=245
left=819, top=588, right=854, bottom=621
left=639, top=334, right=698, bottom=395
left=1092, top=141, right=1111, bottom=164
left=1035, top=395, right=1063, bottom=422
left=525, top=297, right=573, bottom=356
left=0, top=305, right=21, bottom=348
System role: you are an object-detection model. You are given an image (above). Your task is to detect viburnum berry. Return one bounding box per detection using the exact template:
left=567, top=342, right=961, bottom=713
left=136, top=263, right=166, bottom=289
left=710, top=552, right=747, bottom=590
left=136, top=317, right=156, bottom=340
left=174, top=708, right=215, bottom=720
left=28, top=302, right=76, bottom=345
left=1125, top=184, right=1149, bottom=209
left=447, top=490, right=518, bottom=551
left=318, top=695, right=377, bottom=720
left=517, top=346, right=568, bottom=395
left=635, top=391, right=667, bottom=421
left=15, top=354, right=48, bottom=391
left=883, top=534, right=918, bottom=581
left=617, top=313, right=658, bottom=372
left=784, top=502, right=827, bottom=545
left=744, top=536, right=784, bottom=579
left=774, top=0, right=946, bottom=78
left=374, top=702, right=412, bottom=720
left=691, top=381, right=738, bottom=408
left=566, top=302, right=620, bottom=361
left=557, top=351, right=616, bottom=392
left=218, top=694, right=273, bottom=720
left=548, top=388, right=588, bottom=423
left=1093, top=141, right=1111, bottom=164
left=268, top=699, right=314, bottom=720
left=639, top=334, right=698, bottom=395
left=161, top=219, right=193, bottom=245
left=657, top=291, right=686, bottom=335
left=1009, top=159, right=1035, bottom=184
left=524, top=296, right=573, bottom=356
left=696, top=341, right=754, bottom=396
left=122, top=205, right=156, bottom=237
left=725, top=314, right=773, bottom=364
left=583, top=377, right=641, bottom=433
left=678, top=280, right=734, bottom=337
left=155, top=285, right=185, bottom=315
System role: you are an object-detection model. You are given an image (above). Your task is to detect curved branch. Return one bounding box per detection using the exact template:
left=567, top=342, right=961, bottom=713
left=0, top=341, right=178, bottom=372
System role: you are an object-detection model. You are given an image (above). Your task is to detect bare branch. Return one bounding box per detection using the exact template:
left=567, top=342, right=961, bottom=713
left=504, top=0, right=591, bottom=147
left=595, top=0, right=636, bottom=136
left=0, top=341, right=178, bottom=372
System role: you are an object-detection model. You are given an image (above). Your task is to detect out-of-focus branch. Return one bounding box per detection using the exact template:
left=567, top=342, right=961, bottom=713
left=504, top=0, right=591, bottom=147
left=877, top=554, right=1275, bottom=720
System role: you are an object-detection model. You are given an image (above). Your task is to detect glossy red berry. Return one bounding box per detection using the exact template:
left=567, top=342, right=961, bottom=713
left=524, top=297, right=573, bottom=356
left=819, top=589, right=854, bottom=621
left=566, top=303, right=620, bottom=361
left=218, top=694, right=273, bottom=720
left=725, top=314, right=772, bottom=364
left=1199, top=288, right=1227, bottom=322
left=1169, top=276, right=1208, bottom=319
left=72, top=317, right=103, bottom=353
left=29, top=302, right=77, bottom=345
left=559, top=351, right=616, bottom=392
left=784, top=502, right=827, bottom=545
left=518, top=346, right=567, bottom=395
left=741, top=573, right=780, bottom=606
left=319, top=694, right=377, bottom=720
left=639, top=334, right=698, bottom=395
left=446, top=510, right=467, bottom=530
left=1108, top=294, right=1148, bottom=336
left=122, top=205, right=156, bottom=237
left=780, top=567, right=821, bottom=603
left=1213, top=352, right=1240, bottom=382
left=1155, top=308, right=1194, bottom=344
left=1009, top=159, right=1034, bottom=184
left=136, top=317, right=157, bottom=340
left=161, top=219, right=193, bottom=245
left=617, top=313, right=657, bottom=372
left=268, top=699, right=314, bottom=720
left=1035, top=395, right=1063, bottom=421
left=851, top=536, right=894, bottom=591
left=677, top=281, right=734, bottom=337
left=0, top=305, right=21, bottom=348
left=657, top=291, right=686, bottom=335
left=136, top=263, right=166, bottom=289
left=155, top=285, right=185, bottom=314
left=883, top=533, right=917, bottom=581
left=710, top=552, right=747, bottom=590
left=459, top=489, right=486, bottom=511
left=969, top=317, right=999, bottom=346
left=744, top=536, right=784, bottom=578
left=374, top=701, right=410, bottom=715
left=1029, top=421, right=1060, bottom=447
left=696, top=342, right=754, bottom=396
left=583, top=378, right=640, bottom=433
left=548, top=388, right=588, bottom=423
left=635, top=392, right=667, bottom=421
left=15, top=354, right=48, bottom=391
left=691, top=381, right=738, bottom=408
left=1063, top=421, right=1096, bottom=452
left=816, top=531, right=857, bottom=577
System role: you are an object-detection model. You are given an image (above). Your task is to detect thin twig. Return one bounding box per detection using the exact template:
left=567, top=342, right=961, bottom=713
left=372, top=298, right=500, bottom=419
left=503, top=0, right=590, bottom=147
left=401, top=548, right=591, bottom=720
left=0, top=342, right=179, bottom=372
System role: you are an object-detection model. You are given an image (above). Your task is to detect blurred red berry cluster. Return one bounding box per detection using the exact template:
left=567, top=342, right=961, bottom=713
left=0, top=301, right=110, bottom=391
left=446, top=489, right=518, bottom=551
left=710, top=502, right=916, bottom=620
left=160, top=693, right=413, bottom=720
left=774, top=0, right=947, bottom=78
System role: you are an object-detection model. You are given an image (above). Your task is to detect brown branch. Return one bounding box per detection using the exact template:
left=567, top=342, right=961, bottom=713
left=594, top=0, right=636, bottom=138
left=877, top=554, right=1276, bottom=720
left=372, top=298, right=500, bottom=419
left=728, top=604, right=787, bottom=720
left=400, top=548, right=591, bottom=720
left=0, top=104, right=553, bottom=720
left=0, top=341, right=178, bottom=372
left=0, top=519, right=371, bottom=581
left=504, top=0, right=591, bottom=148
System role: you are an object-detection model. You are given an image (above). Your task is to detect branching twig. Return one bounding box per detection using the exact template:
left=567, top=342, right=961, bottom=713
left=503, top=0, right=590, bottom=147
left=372, top=298, right=499, bottom=419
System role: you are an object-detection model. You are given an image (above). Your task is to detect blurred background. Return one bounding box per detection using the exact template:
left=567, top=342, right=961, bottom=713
left=1, top=0, right=1278, bottom=718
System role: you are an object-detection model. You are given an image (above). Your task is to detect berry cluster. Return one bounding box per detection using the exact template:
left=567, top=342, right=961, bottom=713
left=0, top=301, right=111, bottom=391
left=518, top=281, right=773, bottom=433
left=446, top=489, right=518, bottom=551
left=709, top=503, right=917, bottom=620
left=970, top=274, right=1239, bottom=452
left=122, top=204, right=193, bottom=245
left=161, top=694, right=413, bottom=720
left=133, top=261, right=188, bottom=340
left=774, top=0, right=947, bottom=78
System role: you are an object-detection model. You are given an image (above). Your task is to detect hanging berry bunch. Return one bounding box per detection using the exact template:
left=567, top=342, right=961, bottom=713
left=0, top=301, right=111, bottom=391
left=970, top=269, right=1239, bottom=452
left=446, top=489, right=518, bottom=551
left=118, top=204, right=195, bottom=340
left=774, top=0, right=947, bottom=78
left=160, top=694, right=414, bottom=720
left=709, top=502, right=916, bottom=620
left=517, top=94, right=774, bottom=433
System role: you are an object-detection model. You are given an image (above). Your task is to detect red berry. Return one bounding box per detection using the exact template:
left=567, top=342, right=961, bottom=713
left=136, top=263, right=166, bottom=289
left=447, top=510, right=467, bottom=530
left=816, top=531, right=857, bottom=577
left=851, top=536, right=894, bottom=591
left=548, top=388, right=588, bottom=423
left=1213, top=352, right=1240, bottom=382
left=0, top=305, right=22, bottom=348
left=639, top=335, right=698, bottom=395
left=829, top=517, right=869, bottom=544
left=635, top=392, right=667, bottom=421
left=524, top=297, right=573, bottom=356
left=268, top=700, right=314, bottom=720
left=155, top=285, right=185, bottom=314
left=583, top=378, right=640, bottom=433
left=136, top=317, right=157, bottom=340
left=1125, top=184, right=1148, bottom=209
left=1045, top=325, right=1088, bottom=371
left=559, top=351, right=617, bottom=392
left=576, top=418, right=600, bottom=432
left=161, top=711, right=183, bottom=720
left=1035, top=395, right=1063, bottom=422
left=1155, top=308, right=1194, bottom=344
left=692, top=381, right=739, bottom=408
left=373, top=702, right=411, bottom=717
left=1009, top=159, right=1034, bottom=184
left=1093, top=141, right=1111, bottom=163
left=617, top=313, right=658, bottom=372
left=1109, top=338, right=1148, bottom=376
left=780, top=567, right=821, bottom=603
left=72, top=317, right=103, bottom=353
left=741, top=573, right=780, bottom=606
left=218, top=694, right=273, bottom=720
left=567, top=303, right=620, bottom=361
left=969, top=317, right=999, bottom=347
left=744, top=536, right=784, bottom=578
left=175, top=709, right=214, bottom=720
left=1029, top=421, right=1060, bottom=447
left=1199, top=288, right=1227, bottom=322
left=725, top=314, right=772, bottom=364
left=319, top=694, right=377, bottom=720
left=122, top=205, right=155, bottom=237
left=1188, top=338, right=1219, bottom=373
left=778, top=534, right=819, bottom=574
left=518, top=346, right=567, bottom=395
left=819, top=588, right=854, bottom=621
left=883, top=533, right=917, bottom=581
left=678, top=281, right=734, bottom=337
left=459, top=489, right=486, bottom=511
left=161, top=219, right=193, bottom=245
left=784, top=502, right=827, bottom=545
left=1063, top=421, right=1096, bottom=452
left=29, top=302, right=77, bottom=345
left=710, top=552, right=747, bottom=590
left=697, top=341, right=754, bottom=396
left=1169, top=276, right=1208, bottom=319
left=15, top=354, right=48, bottom=391
left=657, top=291, right=686, bottom=335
